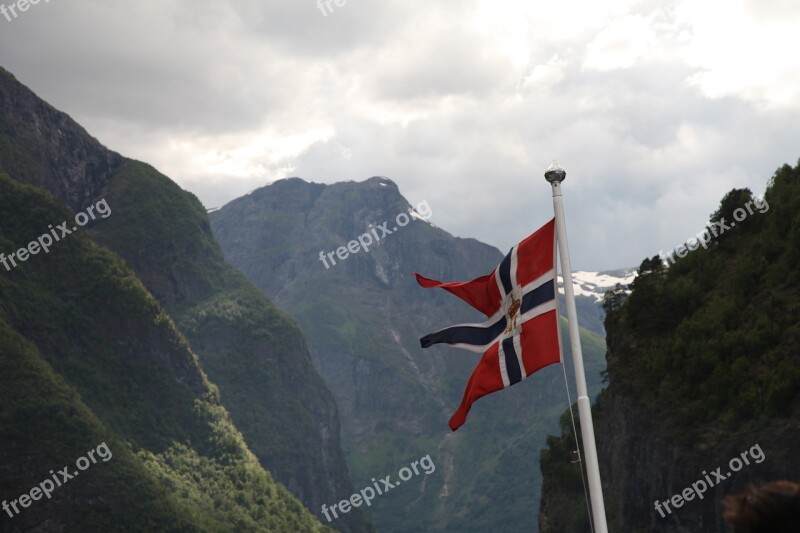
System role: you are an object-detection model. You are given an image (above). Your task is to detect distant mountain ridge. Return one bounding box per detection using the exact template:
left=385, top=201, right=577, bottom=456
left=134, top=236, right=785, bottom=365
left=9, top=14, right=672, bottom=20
left=210, top=176, right=611, bottom=532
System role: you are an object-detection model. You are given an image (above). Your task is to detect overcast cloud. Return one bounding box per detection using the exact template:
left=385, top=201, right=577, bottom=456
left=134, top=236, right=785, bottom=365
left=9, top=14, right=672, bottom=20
left=2, top=0, right=799, bottom=270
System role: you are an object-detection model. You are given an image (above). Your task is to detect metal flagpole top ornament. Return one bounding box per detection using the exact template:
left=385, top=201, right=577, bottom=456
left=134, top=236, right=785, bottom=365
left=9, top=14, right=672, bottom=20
left=544, top=160, right=566, bottom=184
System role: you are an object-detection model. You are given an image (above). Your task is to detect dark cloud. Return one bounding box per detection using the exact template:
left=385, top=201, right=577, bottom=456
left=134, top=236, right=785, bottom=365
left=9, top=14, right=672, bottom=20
left=1, top=0, right=799, bottom=270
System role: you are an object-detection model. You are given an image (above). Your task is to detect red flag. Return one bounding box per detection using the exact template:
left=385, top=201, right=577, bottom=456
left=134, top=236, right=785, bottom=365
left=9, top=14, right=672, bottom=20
left=416, top=219, right=561, bottom=430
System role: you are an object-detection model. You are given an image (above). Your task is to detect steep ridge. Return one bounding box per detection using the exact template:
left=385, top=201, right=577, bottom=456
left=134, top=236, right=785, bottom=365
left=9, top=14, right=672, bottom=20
left=0, top=66, right=371, bottom=532
left=539, top=162, right=800, bottom=532
left=0, top=174, right=328, bottom=531
left=210, top=176, right=608, bottom=532
left=0, top=68, right=122, bottom=213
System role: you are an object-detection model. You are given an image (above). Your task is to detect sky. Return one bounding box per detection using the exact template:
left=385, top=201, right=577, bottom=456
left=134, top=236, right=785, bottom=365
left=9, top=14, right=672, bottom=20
left=2, top=0, right=799, bottom=271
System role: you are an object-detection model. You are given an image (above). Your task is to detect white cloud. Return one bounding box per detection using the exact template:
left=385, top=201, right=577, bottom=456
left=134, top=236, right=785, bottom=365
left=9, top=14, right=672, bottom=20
left=1, top=0, right=799, bottom=270
left=676, top=0, right=800, bottom=107
left=583, top=14, right=659, bottom=71
left=522, top=55, right=569, bottom=92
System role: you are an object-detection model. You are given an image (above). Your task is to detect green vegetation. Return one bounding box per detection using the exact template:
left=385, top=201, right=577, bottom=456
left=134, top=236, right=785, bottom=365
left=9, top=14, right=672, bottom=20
left=603, top=162, right=800, bottom=431
left=0, top=173, right=330, bottom=531
left=538, top=411, right=592, bottom=533
left=539, top=161, right=800, bottom=531
left=1, top=62, right=370, bottom=530
left=87, top=160, right=371, bottom=532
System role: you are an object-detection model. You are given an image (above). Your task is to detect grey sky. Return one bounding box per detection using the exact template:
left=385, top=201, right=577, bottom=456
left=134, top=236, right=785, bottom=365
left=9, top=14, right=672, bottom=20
left=2, top=0, right=799, bottom=270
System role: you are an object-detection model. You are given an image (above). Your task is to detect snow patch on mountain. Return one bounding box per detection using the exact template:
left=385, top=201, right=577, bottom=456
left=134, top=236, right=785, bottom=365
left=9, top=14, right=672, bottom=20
left=557, top=268, right=637, bottom=302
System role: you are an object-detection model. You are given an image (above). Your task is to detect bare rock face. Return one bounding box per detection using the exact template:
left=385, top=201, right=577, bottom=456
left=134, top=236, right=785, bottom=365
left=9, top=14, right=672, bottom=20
left=0, top=68, right=123, bottom=212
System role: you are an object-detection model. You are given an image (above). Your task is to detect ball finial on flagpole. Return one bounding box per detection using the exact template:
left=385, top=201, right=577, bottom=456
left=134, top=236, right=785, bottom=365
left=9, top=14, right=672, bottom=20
left=544, top=160, right=566, bottom=183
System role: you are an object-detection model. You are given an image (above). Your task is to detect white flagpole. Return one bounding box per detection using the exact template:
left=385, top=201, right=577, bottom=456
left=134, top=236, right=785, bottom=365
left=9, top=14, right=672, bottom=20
left=545, top=160, right=609, bottom=533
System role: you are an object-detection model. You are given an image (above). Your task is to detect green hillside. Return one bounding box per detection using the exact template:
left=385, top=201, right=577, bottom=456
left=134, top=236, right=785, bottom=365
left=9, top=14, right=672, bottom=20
left=89, top=160, right=371, bottom=532
left=0, top=174, right=329, bottom=531
left=0, top=66, right=372, bottom=532
left=539, top=161, right=800, bottom=532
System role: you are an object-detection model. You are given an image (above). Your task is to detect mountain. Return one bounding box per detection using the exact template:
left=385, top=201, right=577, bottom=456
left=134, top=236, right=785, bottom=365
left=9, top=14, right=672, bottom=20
left=557, top=269, right=637, bottom=335
left=0, top=66, right=370, bottom=531
left=0, top=173, right=329, bottom=531
left=210, top=176, right=609, bottom=532
left=539, top=163, right=800, bottom=532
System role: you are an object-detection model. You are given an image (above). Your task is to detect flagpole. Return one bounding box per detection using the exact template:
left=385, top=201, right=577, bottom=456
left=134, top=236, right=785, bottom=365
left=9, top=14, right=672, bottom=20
left=545, top=160, right=609, bottom=533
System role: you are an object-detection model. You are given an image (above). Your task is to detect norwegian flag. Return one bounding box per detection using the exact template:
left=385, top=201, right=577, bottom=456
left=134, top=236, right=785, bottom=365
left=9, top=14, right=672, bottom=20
left=415, top=218, right=561, bottom=431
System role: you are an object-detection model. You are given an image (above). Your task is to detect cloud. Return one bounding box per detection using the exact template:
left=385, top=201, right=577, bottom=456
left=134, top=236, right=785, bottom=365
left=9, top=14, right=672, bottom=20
left=583, top=14, right=659, bottom=71
left=676, top=0, right=800, bottom=108
left=1, top=0, right=799, bottom=270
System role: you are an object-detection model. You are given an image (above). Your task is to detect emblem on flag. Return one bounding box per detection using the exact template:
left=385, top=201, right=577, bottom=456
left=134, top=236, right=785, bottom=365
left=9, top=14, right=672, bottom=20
left=415, top=218, right=562, bottom=430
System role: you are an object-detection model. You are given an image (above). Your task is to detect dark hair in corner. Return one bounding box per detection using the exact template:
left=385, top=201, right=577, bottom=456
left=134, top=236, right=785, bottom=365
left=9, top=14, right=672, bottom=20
left=723, top=481, right=800, bottom=533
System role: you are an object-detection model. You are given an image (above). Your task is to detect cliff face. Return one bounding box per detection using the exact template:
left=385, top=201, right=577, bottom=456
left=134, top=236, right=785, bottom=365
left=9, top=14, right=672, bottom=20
left=588, top=394, right=799, bottom=533
left=540, top=163, right=800, bottom=532
left=212, top=177, right=505, bottom=441
left=0, top=68, right=122, bottom=212
left=211, top=176, right=609, bottom=532
left=0, top=67, right=370, bottom=532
